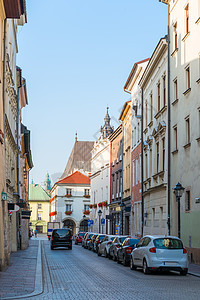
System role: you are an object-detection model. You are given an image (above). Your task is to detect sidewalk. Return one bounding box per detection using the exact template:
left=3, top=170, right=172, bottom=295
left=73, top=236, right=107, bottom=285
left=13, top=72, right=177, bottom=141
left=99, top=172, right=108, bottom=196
left=188, top=263, right=200, bottom=277
left=0, top=238, right=42, bottom=299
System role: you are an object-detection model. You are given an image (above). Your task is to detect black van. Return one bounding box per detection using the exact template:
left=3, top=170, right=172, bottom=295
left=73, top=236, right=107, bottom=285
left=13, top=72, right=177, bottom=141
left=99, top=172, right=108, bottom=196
left=51, top=228, right=72, bottom=250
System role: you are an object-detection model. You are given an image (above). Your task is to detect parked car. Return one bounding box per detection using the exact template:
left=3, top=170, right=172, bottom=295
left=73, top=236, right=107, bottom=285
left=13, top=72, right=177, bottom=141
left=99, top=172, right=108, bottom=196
left=109, top=236, right=127, bottom=260
left=51, top=228, right=72, bottom=250
left=130, top=235, right=188, bottom=275
left=97, top=235, right=116, bottom=257
left=75, top=232, right=85, bottom=245
left=88, top=234, right=98, bottom=250
left=93, top=234, right=106, bottom=253
left=117, top=237, right=140, bottom=266
left=82, top=232, right=89, bottom=247
left=83, top=233, right=95, bottom=249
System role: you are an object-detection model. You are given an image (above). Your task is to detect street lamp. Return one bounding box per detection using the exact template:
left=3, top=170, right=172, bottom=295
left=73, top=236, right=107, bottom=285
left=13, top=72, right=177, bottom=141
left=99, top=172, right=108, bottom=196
left=120, top=201, right=125, bottom=235
left=173, top=182, right=185, bottom=238
left=98, top=209, right=102, bottom=233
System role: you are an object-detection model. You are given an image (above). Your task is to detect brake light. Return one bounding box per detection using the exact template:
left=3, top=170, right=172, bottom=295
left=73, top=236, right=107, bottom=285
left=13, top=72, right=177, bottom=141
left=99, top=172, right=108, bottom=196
left=51, top=236, right=54, bottom=241
left=149, top=247, right=156, bottom=253
left=183, top=248, right=187, bottom=254
left=126, top=247, right=132, bottom=254
left=97, top=240, right=100, bottom=244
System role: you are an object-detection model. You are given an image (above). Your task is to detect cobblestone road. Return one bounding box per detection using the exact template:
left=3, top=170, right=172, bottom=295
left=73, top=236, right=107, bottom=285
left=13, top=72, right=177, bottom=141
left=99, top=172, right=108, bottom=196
left=31, top=240, right=200, bottom=300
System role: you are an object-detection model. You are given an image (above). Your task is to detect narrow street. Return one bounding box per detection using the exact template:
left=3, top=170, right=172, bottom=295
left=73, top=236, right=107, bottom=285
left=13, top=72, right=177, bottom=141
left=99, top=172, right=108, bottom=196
left=37, top=239, right=200, bottom=300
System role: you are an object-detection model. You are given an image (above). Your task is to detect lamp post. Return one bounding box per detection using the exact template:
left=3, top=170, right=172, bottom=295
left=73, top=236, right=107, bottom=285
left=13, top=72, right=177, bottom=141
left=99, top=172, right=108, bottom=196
left=173, top=182, right=185, bottom=238
left=98, top=209, right=102, bottom=233
left=120, top=201, right=125, bottom=235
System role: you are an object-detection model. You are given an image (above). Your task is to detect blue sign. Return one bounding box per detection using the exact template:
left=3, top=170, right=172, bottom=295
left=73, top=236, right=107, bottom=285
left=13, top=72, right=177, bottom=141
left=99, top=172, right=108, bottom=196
left=88, top=220, right=91, bottom=227
left=90, top=220, right=94, bottom=225
left=101, top=218, right=105, bottom=225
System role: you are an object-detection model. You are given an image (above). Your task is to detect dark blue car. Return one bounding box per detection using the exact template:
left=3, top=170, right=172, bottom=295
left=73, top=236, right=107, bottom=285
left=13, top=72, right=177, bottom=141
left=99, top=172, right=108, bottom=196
left=117, top=237, right=140, bottom=266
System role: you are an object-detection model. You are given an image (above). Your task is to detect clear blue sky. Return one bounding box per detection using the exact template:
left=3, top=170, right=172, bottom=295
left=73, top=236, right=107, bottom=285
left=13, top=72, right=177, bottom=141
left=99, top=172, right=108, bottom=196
left=17, top=0, right=167, bottom=185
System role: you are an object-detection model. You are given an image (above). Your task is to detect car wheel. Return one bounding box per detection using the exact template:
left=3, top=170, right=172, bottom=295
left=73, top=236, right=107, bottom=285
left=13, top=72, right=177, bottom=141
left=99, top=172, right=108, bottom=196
left=123, top=255, right=128, bottom=266
left=97, top=249, right=101, bottom=256
left=68, top=246, right=72, bottom=250
left=104, top=249, right=108, bottom=258
left=113, top=253, right=117, bottom=261
left=75, top=242, right=78, bottom=245
left=143, top=259, right=150, bottom=274
left=180, top=269, right=188, bottom=276
left=130, top=257, right=137, bottom=270
left=51, top=246, right=54, bottom=250
left=108, top=251, right=112, bottom=260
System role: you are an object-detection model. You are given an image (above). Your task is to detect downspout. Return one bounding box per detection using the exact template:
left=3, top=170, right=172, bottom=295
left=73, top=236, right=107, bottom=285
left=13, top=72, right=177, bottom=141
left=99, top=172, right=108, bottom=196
left=141, top=87, right=144, bottom=236
left=167, top=4, right=171, bottom=235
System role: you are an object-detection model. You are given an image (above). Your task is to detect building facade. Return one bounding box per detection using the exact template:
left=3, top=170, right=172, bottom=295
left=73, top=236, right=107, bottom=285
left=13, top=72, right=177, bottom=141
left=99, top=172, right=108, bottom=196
left=109, top=125, right=123, bottom=235
left=124, top=59, right=149, bottom=237
left=119, top=101, right=131, bottom=235
left=90, top=108, right=113, bottom=234
left=160, top=0, right=200, bottom=264
left=139, top=37, right=168, bottom=236
left=50, top=171, right=91, bottom=235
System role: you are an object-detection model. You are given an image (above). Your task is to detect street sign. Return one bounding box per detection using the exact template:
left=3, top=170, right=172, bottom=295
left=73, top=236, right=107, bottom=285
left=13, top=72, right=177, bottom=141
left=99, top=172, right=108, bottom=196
left=101, top=218, right=105, bottom=225
left=8, top=204, right=20, bottom=212
left=1, top=192, right=7, bottom=201
left=90, top=220, right=94, bottom=225
left=88, top=220, right=91, bottom=227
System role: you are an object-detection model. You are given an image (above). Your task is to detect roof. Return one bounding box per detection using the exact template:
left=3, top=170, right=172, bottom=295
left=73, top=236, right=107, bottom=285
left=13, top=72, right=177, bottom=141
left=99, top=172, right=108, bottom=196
left=56, top=171, right=90, bottom=185
left=61, top=140, right=94, bottom=178
left=119, top=101, right=131, bottom=121
left=29, top=183, right=50, bottom=201
left=124, top=58, right=150, bottom=92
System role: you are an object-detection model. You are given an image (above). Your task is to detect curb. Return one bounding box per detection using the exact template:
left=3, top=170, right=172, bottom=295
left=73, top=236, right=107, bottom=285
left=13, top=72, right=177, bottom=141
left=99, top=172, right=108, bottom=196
left=188, top=271, right=200, bottom=278
left=1, top=240, right=44, bottom=300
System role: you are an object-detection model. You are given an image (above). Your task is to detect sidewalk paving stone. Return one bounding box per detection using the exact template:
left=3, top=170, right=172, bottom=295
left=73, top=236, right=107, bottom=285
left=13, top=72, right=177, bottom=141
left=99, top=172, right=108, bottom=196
left=0, top=239, right=39, bottom=299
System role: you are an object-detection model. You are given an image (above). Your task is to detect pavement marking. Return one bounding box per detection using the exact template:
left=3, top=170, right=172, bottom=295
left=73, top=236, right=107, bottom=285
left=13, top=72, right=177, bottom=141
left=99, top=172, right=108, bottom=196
left=1, top=241, right=44, bottom=300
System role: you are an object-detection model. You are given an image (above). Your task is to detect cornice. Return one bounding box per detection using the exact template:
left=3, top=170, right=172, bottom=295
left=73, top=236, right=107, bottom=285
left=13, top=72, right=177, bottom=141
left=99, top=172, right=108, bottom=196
left=5, top=114, right=17, bottom=151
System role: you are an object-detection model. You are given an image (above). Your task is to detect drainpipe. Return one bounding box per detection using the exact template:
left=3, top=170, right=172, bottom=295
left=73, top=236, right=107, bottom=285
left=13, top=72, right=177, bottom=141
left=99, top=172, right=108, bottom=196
left=141, top=87, right=144, bottom=236
left=167, top=4, right=171, bottom=236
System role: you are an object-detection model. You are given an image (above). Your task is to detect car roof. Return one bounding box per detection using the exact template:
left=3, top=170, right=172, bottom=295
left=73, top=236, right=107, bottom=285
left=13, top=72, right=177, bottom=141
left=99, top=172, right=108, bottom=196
left=143, top=235, right=181, bottom=240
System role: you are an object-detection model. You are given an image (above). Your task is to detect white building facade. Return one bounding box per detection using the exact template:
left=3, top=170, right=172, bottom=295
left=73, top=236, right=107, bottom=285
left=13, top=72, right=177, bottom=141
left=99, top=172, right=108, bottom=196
left=139, top=37, right=168, bottom=236
left=50, top=171, right=91, bottom=235
left=90, top=108, right=113, bottom=234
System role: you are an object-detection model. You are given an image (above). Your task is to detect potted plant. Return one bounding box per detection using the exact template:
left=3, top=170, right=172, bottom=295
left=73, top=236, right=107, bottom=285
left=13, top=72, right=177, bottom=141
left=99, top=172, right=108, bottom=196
left=89, top=204, right=93, bottom=209
left=65, top=194, right=72, bottom=198
left=65, top=211, right=72, bottom=215
left=102, top=201, right=108, bottom=207
left=84, top=210, right=90, bottom=215
left=93, top=204, right=97, bottom=209
left=98, top=202, right=103, bottom=208
left=84, top=194, right=90, bottom=198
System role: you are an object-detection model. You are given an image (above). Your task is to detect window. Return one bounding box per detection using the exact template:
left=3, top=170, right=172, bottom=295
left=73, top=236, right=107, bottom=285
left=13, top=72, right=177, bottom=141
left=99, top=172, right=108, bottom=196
left=145, top=102, right=148, bottom=127
left=149, top=149, right=152, bottom=178
left=185, top=117, right=190, bottom=144
left=106, top=186, right=108, bottom=200
left=116, top=173, right=119, bottom=195
left=112, top=174, right=115, bottom=196
left=145, top=154, right=148, bottom=179
left=120, top=172, right=122, bottom=194
left=150, top=93, right=153, bottom=121
left=66, top=204, right=72, bottom=211
left=185, top=190, right=191, bottom=212
left=38, top=213, right=42, bottom=220
left=38, top=203, right=42, bottom=209
left=84, top=204, right=89, bottom=211
left=157, top=83, right=160, bottom=111
left=162, top=138, right=165, bottom=171
left=173, top=126, right=178, bottom=150
left=163, top=76, right=166, bottom=107
left=174, top=22, right=178, bottom=49
left=132, top=160, right=135, bottom=187
left=174, top=78, right=178, bottom=101
left=84, top=189, right=90, bottom=196
left=185, top=4, right=189, bottom=34
left=136, top=158, right=138, bottom=183
left=156, top=142, right=159, bottom=173
left=185, top=66, right=190, bottom=90
left=66, top=188, right=72, bottom=196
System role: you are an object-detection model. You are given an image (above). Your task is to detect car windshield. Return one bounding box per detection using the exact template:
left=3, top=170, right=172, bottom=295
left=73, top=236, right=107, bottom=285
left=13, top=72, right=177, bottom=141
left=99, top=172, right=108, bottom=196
left=154, top=238, right=183, bottom=249
left=53, top=229, right=71, bottom=237
left=78, top=233, right=85, bottom=237
left=119, top=237, right=126, bottom=243
left=129, top=239, right=140, bottom=245
left=99, top=235, right=106, bottom=241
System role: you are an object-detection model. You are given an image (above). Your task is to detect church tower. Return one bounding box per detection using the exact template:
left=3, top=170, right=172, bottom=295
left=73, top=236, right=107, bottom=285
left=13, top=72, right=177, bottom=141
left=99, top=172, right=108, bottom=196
left=100, top=107, right=114, bottom=139
left=44, top=172, right=52, bottom=194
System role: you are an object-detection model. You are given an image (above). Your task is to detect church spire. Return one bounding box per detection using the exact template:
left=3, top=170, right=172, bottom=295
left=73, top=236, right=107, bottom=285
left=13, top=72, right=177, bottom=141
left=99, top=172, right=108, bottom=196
left=75, top=131, right=78, bottom=142
left=100, top=107, right=113, bottom=139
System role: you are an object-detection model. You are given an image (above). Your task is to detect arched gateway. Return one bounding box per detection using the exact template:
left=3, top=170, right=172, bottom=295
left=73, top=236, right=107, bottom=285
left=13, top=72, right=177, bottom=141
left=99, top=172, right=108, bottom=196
left=79, top=219, right=88, bottom=232
left=63, top=219, right=76, bottom=235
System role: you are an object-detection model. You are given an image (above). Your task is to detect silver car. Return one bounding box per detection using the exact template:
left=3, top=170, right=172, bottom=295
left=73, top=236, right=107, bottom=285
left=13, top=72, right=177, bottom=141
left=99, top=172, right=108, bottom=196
left=97, top=235, right=116, bottom=257
left=130, top=235, right=188, bottom=275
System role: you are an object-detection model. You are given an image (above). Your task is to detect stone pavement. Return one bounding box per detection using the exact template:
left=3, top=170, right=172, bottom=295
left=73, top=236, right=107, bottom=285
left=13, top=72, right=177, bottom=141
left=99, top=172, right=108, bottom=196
left=0, top=236, right=200, bottom=299
left=0, top=237, right=42, bottom=300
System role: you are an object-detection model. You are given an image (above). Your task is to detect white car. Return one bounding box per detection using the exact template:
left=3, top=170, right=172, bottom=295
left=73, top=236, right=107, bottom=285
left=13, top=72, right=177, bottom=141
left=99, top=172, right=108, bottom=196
left=130, top=235, right=188, bottom=275
left=97, top=235, right=116, bottom=257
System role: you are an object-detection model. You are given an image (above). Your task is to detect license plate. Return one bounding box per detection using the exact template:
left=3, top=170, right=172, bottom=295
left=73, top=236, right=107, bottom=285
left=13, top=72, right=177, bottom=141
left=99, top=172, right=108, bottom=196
left=163, top=262, right=177, bottom=266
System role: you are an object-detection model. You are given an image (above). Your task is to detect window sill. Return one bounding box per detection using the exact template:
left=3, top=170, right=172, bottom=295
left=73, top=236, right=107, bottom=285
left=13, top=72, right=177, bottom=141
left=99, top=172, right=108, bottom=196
left=148, top=121, right=153, bottom=127
left=182, top=32, right=190, bottom=42
left=183, top=142, right=191, bottom=149
left=154, top=106, right=167, bottom=120
left=172, top=98, right=179, bottom=106
left=195, top=17, right=200, bottom=24
left=171, top=48, right=178, bottom=57
left=196, top=78, right=200, bottom=84
left=172, top=149, right=178, bottom=155
left=196, top=137, right=200, bottom=142
left=183, top=88, right=191, bottom=96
